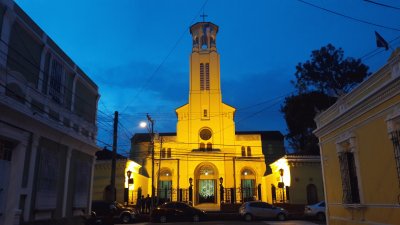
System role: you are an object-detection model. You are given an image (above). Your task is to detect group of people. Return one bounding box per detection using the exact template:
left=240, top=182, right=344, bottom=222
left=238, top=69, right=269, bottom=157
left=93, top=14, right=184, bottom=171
left=137, top=194, right=152, bottom=214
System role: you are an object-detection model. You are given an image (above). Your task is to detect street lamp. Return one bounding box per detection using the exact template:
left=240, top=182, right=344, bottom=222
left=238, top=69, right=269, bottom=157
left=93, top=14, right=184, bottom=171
left=126, top=170, right=132, bottom=205
left=279, top=168, right=285, bottom=202
left=140, top=114, right=155, bottom=212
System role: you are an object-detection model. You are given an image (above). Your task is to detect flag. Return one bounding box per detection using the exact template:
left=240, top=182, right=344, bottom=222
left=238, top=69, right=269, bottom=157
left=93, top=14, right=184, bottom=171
left=375, top=31, right=389, bottom=50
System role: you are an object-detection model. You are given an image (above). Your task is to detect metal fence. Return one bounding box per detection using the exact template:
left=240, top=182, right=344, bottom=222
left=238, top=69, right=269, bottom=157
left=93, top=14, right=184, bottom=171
left=125, top=187, right=261, bottom=205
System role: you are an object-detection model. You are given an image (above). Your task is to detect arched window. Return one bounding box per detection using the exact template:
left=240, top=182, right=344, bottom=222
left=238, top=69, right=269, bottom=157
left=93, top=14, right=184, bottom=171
left=241, top=168, right=256, bottom=202
left=199, top=143, right=205, bottom=150
left=167, top=148, right=171, bottom=158
left=207, top=142, right=212, bottom=151
left=247, top=146, right=252, bottom=156
left=159, top=168, right=172, bottom=202
left=307, top=184, right=318, bottom=204
left=241, top=146, right=245, bottom=156
left=161, top=148, right=166, bottom=158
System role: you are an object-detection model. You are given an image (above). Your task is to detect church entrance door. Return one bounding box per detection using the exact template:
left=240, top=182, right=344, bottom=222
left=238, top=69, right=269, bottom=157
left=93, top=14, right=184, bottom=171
left=198, top=179, right=215, bottom=203
left=194, top=163, right=219, bottom=205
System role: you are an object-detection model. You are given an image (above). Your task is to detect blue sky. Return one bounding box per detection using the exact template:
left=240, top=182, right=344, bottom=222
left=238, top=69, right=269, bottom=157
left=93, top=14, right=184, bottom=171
left=15, top=0, right=400, bottom=154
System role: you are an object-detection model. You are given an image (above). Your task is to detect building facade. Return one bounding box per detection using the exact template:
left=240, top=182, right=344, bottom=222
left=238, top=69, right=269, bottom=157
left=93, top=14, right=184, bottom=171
left=0, top=1, right=99, bottom=224
left=92, top=148, right=148, bottom=205
left=130, top=22, right=285, bottom=210
left=314, top=49, right=400, bottom=225
left=265, top=154, right=324, bottom=205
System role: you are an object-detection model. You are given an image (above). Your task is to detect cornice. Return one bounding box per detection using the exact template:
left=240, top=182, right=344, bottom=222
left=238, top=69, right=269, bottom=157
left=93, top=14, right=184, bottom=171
left=314, top=75, right=400, bottom=137
left=315, top=52, right=400, bottom=137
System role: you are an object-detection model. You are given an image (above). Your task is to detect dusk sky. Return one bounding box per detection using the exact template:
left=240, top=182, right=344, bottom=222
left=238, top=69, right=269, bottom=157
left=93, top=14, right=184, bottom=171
left=15, top=0, right=400, bottom=155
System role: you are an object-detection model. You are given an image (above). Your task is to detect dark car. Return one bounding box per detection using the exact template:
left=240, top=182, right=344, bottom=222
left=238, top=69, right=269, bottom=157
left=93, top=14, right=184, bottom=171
left=91, top=200, right=136, bottom=224
left=150, top=201, right=206, bottom=223
left=239, top=201, right=288, bottom=221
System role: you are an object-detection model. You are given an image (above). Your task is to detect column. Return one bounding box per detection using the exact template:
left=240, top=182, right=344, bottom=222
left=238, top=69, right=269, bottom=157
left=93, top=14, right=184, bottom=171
left=61, top=148, right=72, bottom=217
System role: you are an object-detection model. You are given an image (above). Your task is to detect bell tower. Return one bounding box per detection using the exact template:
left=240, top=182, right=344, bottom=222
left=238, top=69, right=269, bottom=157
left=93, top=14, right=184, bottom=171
left=188, top=22, right=222, bottom=115
left=176, top=21, right=236, bottom=151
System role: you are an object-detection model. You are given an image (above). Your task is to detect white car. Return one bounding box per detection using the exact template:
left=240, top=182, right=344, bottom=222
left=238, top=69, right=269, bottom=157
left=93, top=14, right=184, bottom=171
left=239, top=201, right=288, bottom=221
left=304, top=201, right=326, bottom=221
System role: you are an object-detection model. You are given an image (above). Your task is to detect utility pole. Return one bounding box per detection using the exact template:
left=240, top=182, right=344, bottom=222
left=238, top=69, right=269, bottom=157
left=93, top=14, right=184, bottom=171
left=110, top=111, right=118, bottom=201
left=146, top=114, right=155, bottom=212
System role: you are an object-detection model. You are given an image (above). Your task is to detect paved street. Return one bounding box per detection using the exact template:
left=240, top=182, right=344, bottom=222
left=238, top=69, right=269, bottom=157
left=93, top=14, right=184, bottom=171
left=129, top=220, right=323, bottom=225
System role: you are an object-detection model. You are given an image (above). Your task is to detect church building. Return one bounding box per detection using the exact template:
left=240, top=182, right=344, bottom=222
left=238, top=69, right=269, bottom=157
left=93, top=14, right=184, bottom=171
left=130, top=22, right=285, bottom=209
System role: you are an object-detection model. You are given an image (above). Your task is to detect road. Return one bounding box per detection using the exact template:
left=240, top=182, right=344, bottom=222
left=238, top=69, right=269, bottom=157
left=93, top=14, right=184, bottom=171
left=129, top=220, right=323, bottom=225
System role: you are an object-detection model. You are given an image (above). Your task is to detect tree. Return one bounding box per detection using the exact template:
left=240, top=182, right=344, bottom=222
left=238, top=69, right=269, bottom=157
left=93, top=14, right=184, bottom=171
left=293, top=44, right=370, bottom=96
left=282, top=44, right=370, bottom=154
left=281, top=92, right=337, bottom=154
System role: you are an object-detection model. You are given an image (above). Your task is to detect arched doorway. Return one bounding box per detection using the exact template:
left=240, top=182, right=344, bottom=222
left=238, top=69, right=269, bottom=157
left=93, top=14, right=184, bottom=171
left=158, top=168, right=172, bottom=204
left=194, top=163, right=219, bottom=204
left=240, top=168, right=256, bottom=202
left=307, top=183, right=318, bottom=204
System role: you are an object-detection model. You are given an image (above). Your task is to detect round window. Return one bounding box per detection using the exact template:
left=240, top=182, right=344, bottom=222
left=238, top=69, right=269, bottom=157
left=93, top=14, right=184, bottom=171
left=199, top=128, right=212, bottom=140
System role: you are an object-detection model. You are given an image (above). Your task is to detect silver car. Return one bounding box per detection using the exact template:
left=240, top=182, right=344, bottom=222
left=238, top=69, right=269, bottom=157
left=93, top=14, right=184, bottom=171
left=304, top=201, right=326, bottom=221
left=239, top=201, right=288, bottom=221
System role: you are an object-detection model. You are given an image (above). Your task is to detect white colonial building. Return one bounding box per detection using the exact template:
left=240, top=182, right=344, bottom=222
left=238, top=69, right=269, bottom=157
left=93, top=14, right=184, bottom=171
left=0, top=1, right=100, bottom=224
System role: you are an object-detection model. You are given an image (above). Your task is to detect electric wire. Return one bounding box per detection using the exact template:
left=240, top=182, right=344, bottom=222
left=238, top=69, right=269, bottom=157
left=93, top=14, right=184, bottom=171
left=363, top=0, right=400, bottom=10
left=297, top=0, right=400, bottom=31
left=120, top=0, right=209, bottom=114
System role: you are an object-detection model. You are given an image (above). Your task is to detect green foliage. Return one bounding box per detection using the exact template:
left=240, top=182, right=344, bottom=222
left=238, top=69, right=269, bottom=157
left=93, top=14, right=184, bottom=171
left=281, top=92, right=337, bottom=154
left=283, top=44, right=370, bottom=154
left=293, top=44, right=370, bottom=96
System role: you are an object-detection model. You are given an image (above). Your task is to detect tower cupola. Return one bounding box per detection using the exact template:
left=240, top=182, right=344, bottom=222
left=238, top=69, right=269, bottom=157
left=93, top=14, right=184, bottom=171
left=190, top=22, right=219, bottom=52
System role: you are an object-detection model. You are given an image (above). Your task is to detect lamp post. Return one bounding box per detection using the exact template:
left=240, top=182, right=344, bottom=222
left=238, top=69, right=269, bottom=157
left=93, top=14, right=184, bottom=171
left=279, top=168, right=285, bottom=203
left=126, top=170, right=132, bottom=205
left=141, top=114, right=155, bottom=212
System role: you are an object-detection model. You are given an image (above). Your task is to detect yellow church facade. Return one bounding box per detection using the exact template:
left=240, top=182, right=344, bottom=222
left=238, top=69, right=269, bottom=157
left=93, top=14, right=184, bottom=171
left=130, top=22, right=285, bottom=209
left=314, top=49, right=400, bottom=225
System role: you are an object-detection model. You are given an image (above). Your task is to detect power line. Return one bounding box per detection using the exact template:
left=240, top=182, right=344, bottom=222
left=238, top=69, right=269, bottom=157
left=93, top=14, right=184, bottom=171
left=120, top=0, right=210, bottom=114
left=0, top=38, right=115, bottom=121
left=297, top=0, right=400, bottom=32
left=363, top=0, right=400, bottom=10
left=360, top=35, right=400, bottom=61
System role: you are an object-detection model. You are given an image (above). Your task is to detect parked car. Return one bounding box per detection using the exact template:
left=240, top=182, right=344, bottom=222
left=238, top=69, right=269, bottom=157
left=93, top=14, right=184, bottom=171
left=239, top=201, right=288, bottom=221
left=150, top=201, right=206, bottom=223
left=91, top=200, right=136, bottom=224
left=304, top=201, right=326, bottom=221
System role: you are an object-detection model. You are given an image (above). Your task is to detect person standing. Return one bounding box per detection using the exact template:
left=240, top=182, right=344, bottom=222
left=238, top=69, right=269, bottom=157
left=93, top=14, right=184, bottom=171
left=141, top=195, right=146, bottom=213
left=145, top=194, right=151, bottom=213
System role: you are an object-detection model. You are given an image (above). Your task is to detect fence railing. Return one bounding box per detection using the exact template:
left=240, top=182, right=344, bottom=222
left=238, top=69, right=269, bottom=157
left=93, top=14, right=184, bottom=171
left=126, top=187, right=261, bottom=205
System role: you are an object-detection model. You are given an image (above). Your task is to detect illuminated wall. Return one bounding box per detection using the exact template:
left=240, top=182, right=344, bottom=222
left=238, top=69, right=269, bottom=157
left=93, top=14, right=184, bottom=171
left=92, top=159, right=148, bottom=205
left=314, top=49, right=400, bottom=225
left=265, top=155, right=323, bottom=205
left=130, top=22, right=285, bottom=209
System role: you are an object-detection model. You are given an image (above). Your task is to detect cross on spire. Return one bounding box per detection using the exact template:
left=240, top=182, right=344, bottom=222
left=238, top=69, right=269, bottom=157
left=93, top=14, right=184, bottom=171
left=200, top=12, right=208, bottom=22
